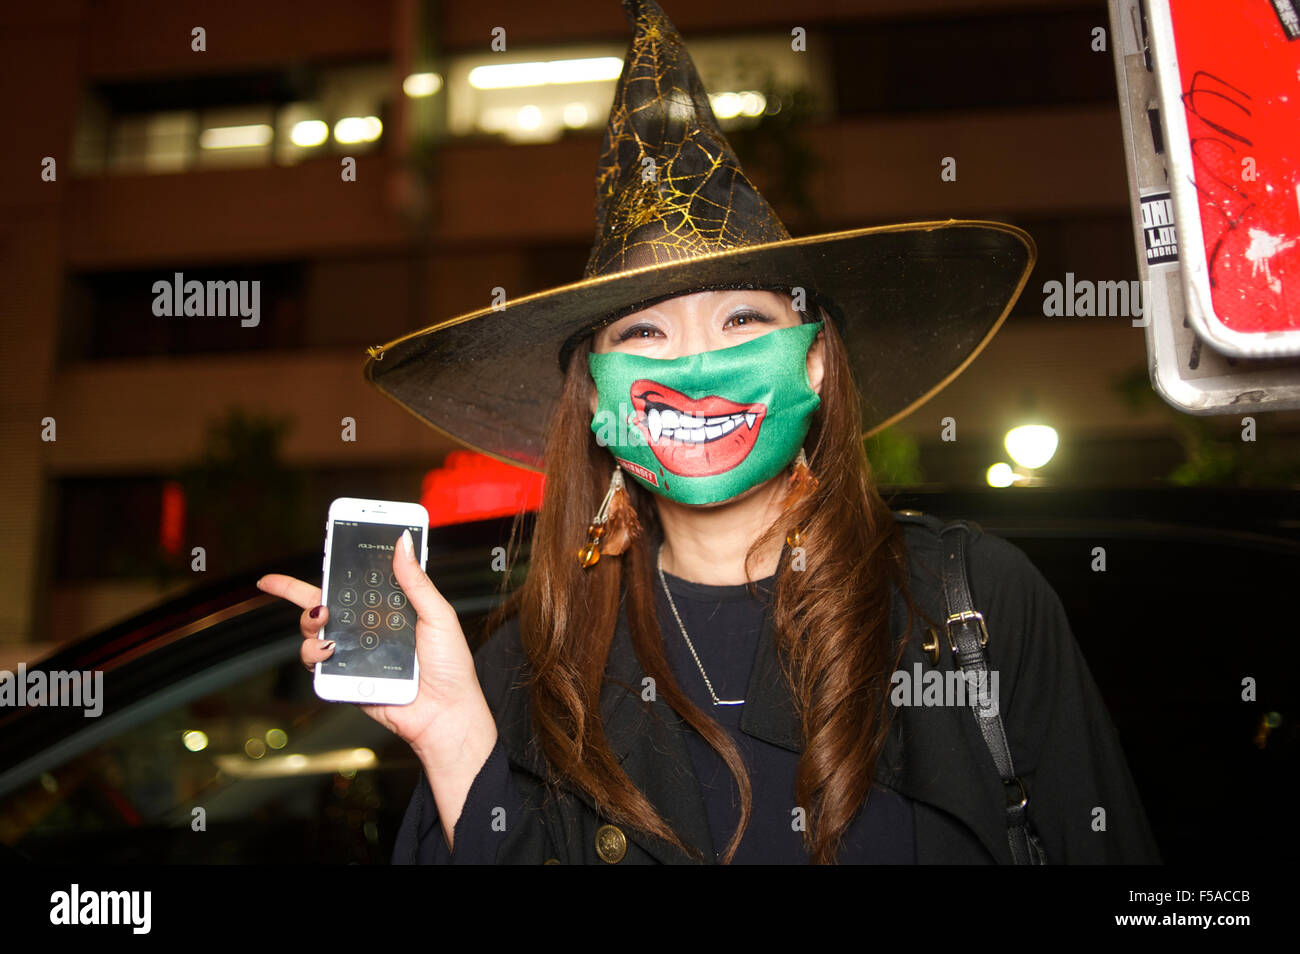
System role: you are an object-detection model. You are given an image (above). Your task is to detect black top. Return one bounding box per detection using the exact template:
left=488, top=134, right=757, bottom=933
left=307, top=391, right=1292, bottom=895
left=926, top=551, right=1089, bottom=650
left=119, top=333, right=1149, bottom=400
left=416, top=564, right=915, bottom=864
left=395, top=513, right=1164, bottom=864
left=652, top=566, right=914, bottom=863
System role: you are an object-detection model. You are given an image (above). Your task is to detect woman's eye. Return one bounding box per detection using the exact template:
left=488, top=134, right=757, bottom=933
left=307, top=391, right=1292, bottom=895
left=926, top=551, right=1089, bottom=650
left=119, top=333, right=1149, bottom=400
left=615, top=323, right=660, bottom=342
left=726, top=310, right=772, bottom=328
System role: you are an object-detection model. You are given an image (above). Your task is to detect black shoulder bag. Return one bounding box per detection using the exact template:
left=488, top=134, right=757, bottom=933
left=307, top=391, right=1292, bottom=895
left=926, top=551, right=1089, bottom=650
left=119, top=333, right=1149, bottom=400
left=937, top=520, right=1048, bottom=865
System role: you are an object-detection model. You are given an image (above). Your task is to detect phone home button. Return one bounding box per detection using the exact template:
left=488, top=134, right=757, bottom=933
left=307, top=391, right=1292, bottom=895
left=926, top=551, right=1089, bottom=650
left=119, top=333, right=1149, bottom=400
left=358, top=680, right=375, bottom=698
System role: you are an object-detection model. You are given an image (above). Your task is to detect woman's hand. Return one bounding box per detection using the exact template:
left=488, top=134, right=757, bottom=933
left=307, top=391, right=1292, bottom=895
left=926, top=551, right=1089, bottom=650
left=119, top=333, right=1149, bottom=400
left=255, top=529, right=497, bottom=775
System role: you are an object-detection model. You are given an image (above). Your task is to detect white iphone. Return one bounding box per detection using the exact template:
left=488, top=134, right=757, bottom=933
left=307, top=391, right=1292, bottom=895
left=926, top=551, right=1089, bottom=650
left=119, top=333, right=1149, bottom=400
left=314, top=497, right=429, bottom=705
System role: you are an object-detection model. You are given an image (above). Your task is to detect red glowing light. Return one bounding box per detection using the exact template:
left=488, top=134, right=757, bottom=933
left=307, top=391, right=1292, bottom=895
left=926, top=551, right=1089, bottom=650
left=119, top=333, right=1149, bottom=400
left=419, top=451, right=544, bottom=527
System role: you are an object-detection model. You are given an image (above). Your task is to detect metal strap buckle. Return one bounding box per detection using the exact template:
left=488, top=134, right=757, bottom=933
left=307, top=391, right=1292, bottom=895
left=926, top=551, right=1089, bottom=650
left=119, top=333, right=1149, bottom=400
left=945, top=609, right=990, bottom=652
left=1004, top=776, right=1028, bottom=812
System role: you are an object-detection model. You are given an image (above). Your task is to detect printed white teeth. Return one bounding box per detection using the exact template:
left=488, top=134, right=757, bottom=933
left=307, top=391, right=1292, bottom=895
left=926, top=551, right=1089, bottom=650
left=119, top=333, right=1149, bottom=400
left=648, top=407, right=757, bottom=443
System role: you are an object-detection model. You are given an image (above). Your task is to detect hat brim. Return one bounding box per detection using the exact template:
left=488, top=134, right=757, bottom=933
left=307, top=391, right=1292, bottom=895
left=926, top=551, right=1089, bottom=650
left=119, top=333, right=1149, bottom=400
left=363, top=219, right=1036, bottom=472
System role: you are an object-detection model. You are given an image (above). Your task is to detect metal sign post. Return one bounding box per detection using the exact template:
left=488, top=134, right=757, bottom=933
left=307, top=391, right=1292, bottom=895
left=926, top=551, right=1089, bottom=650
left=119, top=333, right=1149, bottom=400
left=1108, top=0, right=1300, bottom=414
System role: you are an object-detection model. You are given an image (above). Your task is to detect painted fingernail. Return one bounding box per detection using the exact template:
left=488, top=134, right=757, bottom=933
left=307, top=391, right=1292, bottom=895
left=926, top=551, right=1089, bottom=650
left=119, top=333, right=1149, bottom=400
left=321, top=640, right=335, bottom=651
left=310, top=605, right=323, bottom=619
left=401, top=528, right=413, bottom=557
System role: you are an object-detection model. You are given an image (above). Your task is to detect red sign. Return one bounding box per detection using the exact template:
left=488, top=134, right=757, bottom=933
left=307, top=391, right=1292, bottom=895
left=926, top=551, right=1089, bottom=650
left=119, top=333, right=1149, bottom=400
left=1168, top=0, right=1299, bottom=339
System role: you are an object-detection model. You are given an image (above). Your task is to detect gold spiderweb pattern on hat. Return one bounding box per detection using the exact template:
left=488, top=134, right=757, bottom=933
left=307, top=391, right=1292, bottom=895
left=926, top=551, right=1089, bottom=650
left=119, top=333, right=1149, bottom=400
left=583, top=0, right=792, bottom=278
left=361, top=0, right=1036, bottom=475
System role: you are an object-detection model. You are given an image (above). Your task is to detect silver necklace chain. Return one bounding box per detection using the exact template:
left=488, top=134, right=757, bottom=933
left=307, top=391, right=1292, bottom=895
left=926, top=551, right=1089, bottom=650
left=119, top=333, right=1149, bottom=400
left=656, top=542, right=745, bottom=706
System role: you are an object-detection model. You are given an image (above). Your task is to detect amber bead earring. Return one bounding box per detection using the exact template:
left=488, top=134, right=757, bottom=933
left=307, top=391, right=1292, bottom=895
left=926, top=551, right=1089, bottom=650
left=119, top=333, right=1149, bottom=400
left=579, top=465, right=641, bottom=567
left=782, top=446, right=818, bottom=548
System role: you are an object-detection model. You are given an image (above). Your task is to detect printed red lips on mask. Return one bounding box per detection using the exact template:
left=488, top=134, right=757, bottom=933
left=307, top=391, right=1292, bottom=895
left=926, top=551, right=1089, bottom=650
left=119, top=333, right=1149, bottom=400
left=630, top=380, right=767, bottom=478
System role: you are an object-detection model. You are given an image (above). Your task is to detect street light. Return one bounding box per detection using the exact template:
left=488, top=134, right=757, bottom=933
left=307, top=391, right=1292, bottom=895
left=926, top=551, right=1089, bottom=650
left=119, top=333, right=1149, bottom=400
left=1004, top=424, right=1059, bottom=470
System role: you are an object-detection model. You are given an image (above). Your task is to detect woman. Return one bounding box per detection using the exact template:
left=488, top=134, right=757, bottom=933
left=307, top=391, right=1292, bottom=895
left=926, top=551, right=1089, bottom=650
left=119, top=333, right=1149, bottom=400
left=257, top=0, right=1160, bottom=864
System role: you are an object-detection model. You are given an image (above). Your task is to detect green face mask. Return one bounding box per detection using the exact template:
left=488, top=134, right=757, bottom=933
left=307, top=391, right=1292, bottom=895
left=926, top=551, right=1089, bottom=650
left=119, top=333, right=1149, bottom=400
left=588, top=321, right=822, bottom=505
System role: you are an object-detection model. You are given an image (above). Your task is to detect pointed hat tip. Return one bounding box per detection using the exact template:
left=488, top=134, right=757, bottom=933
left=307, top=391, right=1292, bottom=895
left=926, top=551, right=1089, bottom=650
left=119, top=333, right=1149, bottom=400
left=622, top=0, right=664, bottom=29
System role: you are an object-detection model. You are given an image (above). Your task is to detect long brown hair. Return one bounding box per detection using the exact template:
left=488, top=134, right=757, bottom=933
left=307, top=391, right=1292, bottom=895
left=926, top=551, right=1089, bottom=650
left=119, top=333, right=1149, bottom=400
left=482, top=300, right=933, bottom=864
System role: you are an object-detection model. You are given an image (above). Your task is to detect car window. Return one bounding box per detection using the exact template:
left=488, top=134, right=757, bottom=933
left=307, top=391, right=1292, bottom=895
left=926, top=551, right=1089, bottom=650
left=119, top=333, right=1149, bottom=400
left=0, top=644, right=421, bottom=863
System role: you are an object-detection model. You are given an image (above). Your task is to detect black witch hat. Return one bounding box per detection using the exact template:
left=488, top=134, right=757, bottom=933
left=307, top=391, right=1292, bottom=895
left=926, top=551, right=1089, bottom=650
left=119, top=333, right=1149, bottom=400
left=364, top=0, right=1036, bottom=470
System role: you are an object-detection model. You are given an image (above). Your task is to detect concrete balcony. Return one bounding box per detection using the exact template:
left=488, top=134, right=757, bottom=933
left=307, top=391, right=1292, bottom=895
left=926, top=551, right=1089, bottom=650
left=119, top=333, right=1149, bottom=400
left=62, top=105, right=1126, bottom=267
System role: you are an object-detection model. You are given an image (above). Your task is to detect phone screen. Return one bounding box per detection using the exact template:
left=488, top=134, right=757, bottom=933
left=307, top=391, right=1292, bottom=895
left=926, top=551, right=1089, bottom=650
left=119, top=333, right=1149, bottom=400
left=320, top=520, right=424, bottom=680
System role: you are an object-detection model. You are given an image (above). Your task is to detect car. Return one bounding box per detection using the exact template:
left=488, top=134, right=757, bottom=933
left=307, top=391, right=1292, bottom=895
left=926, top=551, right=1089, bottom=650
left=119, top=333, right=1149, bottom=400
left=1, top=488, right=1295, bottom=863
left=0, top=515, right=527, bottom=864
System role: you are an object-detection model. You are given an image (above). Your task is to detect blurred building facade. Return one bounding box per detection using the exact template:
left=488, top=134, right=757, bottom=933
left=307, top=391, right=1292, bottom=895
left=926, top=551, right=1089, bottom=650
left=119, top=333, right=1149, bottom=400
left=2, top=0, right=1296, bottom=654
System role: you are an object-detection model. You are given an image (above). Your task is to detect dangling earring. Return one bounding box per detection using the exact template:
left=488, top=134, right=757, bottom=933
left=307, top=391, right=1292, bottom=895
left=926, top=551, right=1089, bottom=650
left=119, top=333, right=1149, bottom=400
left=578, top=465, right=643, bottom=567
left=781, top=446, right=818, bottom=549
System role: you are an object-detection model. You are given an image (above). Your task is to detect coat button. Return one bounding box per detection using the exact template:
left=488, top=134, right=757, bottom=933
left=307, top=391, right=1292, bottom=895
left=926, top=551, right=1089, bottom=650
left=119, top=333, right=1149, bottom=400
left=595, top=824, right=627, bottom=863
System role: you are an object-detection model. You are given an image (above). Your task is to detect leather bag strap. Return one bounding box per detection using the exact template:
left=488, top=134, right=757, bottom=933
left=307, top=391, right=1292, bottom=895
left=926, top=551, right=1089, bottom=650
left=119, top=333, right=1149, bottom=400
left=938, top=521, right=1047, bottom=865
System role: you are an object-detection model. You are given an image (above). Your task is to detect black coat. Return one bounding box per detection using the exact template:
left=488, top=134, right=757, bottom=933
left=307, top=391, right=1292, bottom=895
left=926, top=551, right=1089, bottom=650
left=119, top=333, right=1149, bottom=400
left=392, top=510, right=1161, bottom=864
